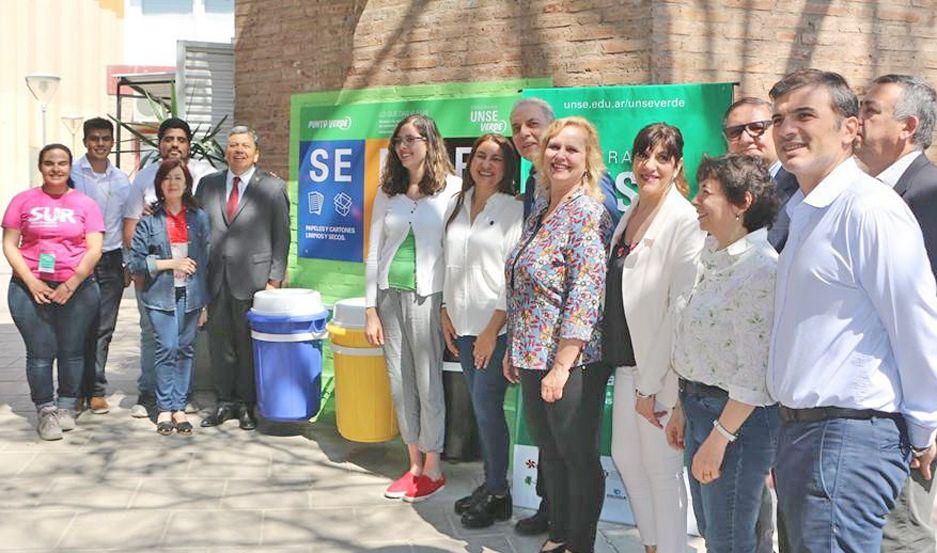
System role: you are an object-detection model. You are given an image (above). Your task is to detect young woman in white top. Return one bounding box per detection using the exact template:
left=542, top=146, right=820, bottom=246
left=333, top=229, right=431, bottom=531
left=666, top=154, right=781, bottom=552
left=440, top=134, right=523, bottom=528
left=365, top=114, right=459, bottom=502
left=606, top=123, right=705, bottom=553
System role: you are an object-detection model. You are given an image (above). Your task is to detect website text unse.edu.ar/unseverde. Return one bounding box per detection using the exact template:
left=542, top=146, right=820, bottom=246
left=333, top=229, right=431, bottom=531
left=562, top=98, right=687, bottom=110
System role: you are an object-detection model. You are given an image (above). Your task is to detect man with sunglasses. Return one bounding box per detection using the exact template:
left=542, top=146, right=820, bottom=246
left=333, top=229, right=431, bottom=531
left=723, top=97, right=800, bottom=252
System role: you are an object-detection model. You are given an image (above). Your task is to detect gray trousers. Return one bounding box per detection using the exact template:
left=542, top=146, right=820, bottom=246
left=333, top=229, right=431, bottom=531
left=378, top=289, right=445, bottom=453
left=882, top=460, right=937, bottom=553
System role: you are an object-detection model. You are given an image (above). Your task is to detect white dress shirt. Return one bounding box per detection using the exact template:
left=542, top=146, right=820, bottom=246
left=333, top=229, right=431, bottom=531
left=224, top=166, right=255, bottom=208
left=673, top=228, right=777, bottom=406
left=769, top=160, right=782, bottom=179
left=876, top=150, right=923, bottom=188
left=70, top=155, right=132, bottom=253
left=442, top=189, right=523, bottom=336
left=123, top=158, right=215, bottom=220
left=768, top=157, right=937, bottom=448
left=365, top=174, right=460, bottom=307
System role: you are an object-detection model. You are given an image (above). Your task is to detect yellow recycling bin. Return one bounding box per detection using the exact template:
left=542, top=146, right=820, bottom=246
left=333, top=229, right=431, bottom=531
left=327, top=297, right=399, bottom=443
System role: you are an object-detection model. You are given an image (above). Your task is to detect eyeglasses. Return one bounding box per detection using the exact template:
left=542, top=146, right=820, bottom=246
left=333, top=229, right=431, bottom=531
left=723, top=120, right=773, bottom=141
left=391, top=135, right=426, bottom=147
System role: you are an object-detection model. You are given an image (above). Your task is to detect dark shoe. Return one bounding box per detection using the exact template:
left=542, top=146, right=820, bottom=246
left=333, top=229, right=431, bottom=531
left=238, top=405, right=257, bottom=430
left=454, top=484, right=486, bottom=515
left=461, top=491, right=512, bottom=528
left=200, top=404, right=237, bottom=428
left=515, top=500, right=550, bottom=535
left=156, top=421, right=174, bottom=436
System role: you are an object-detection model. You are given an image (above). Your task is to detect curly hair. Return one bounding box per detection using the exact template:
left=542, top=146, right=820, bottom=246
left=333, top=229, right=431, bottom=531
left=696, top=153, right=780, bottom=232
left=534, top=116, right=607, bottom=203
left=380, top=114, right=454, bottom=197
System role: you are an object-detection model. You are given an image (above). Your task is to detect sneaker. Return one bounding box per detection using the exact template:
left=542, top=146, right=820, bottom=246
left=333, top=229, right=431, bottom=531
left=54, top=408, right=77, bottom=432
left=37, top=407, right=63, bottom=441
left=384, top=472, right=417, bottom=499
left=183, top=401, right=198, bottom=414
left=403, top=475, right=446, bottom=503
left=89, top=397, right=109, bottom=414
left=129, top=403, right=149, bottom=418
left=454, top=484, right=486, bottom=515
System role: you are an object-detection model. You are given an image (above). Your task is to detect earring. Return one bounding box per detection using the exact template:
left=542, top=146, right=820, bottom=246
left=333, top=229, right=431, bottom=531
left=735, top=213, right=741, bottom=221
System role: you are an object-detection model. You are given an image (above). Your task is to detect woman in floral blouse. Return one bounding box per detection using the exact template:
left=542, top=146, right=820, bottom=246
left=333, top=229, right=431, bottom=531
left=666, top=154, right=781, bottom=552
left=504, top=116, right=611, bottom=553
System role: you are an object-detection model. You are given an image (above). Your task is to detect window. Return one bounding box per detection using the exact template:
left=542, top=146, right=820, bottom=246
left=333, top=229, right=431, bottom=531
left=204, top=0, right=234, bottom=13
left=141, top=0, right=193, bottom=15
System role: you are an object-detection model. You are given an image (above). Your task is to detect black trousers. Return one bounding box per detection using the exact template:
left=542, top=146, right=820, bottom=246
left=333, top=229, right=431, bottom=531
left=207, top=281, right=256, bottom=405
left=521, top=363, right=610, bottom=553
left=81, top=249, right=125, bottom=397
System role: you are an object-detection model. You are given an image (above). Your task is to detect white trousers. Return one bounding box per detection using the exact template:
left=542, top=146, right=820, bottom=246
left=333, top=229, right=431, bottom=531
left=611, top=368, right=687, bottom=553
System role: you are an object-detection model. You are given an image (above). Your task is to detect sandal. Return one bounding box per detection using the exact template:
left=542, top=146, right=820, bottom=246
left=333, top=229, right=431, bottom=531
left=173, top=412, right=193, bottom=436
left=156, top=421, right=174, bottom=435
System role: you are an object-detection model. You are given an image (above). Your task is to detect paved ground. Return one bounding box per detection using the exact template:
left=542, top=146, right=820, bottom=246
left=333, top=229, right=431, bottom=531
left=0, top=269, right=704, bottom=552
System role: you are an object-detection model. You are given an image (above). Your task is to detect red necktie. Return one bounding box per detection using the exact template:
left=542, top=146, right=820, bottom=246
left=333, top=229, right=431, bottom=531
left=226, top=176, right=240, bottom=220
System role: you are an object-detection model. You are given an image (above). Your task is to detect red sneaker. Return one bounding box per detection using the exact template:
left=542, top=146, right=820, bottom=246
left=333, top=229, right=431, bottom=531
left=384, top=472, right=417, bottom=499
left=403, top=475, right=446, bottom=503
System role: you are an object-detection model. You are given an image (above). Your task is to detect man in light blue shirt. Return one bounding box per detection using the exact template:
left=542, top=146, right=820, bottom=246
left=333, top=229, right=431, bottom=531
left=767, top=68, right=937, bottom=552
left=70, top=117, right=132, bottom=415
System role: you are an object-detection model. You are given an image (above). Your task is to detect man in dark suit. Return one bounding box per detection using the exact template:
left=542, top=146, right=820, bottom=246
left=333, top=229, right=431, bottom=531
left=857, top=74, right=937, bottom=553
left=196, top=126, right=291, bottom=430
left=723, top=97, right=800, bottom=253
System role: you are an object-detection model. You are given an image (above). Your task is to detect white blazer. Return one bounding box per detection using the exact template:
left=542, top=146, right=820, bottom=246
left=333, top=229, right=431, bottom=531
left=609, top=185, right=705, bottom=408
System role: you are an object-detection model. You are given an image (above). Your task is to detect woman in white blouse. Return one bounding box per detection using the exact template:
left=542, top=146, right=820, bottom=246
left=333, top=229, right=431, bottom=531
left=364, top=114, right=459, bottom=503
left=666, top=154, right=781, bottom=552
left=607, top=123, right=705, bottom=553
left=440, top=134, right=523, bottom=529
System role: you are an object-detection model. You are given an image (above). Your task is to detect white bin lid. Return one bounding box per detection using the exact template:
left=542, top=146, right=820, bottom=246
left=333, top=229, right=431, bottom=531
left=252, top=288, right=325, bottom=316
left=330, top=297, right=368, bottom=329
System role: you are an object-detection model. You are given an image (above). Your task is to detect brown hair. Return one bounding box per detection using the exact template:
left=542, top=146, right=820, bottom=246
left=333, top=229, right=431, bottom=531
left=445, top=134, right=518, bottom=231
left=696, top=154, right=780, bottom=232
left=154, top=158, right=199, bottom=210
left=380, top=114, right=454, bottom=197
left=631, top=123, right=689, bottom=197
left=534, top=116, right=607, bottom=203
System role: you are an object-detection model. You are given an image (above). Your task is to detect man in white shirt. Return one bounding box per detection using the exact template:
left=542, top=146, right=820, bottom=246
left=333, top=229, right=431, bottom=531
left=723, top=97, right=800, bottom=253
left=768, top=68, right=937, bottom=552
left=856, top=73, right=937, bottom=553
left=122, top=118, right=215, bottom=419
left=70, top=118, right=132, bottom=415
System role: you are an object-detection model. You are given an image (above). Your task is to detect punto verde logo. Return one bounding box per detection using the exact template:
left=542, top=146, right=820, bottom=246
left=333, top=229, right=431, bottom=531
left=306, top=116, right=352, bottom=130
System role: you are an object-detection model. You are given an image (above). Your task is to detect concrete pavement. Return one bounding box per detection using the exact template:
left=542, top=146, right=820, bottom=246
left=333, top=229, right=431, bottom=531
left=0, top=270, right=696, bottom=552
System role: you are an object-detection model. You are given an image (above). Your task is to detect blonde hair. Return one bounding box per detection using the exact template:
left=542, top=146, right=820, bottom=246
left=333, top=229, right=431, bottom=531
left=534, top=116, right=606, bottom=203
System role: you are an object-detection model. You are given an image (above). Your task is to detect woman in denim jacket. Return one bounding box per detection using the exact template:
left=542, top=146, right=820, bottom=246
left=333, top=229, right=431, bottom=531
left=129, top=158, right=210, bottom=436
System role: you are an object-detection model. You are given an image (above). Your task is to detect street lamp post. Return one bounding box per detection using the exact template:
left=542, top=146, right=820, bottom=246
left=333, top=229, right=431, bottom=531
left=25, top=74, right=61, bottom=146
left=61, top=115, right=84, bottom=153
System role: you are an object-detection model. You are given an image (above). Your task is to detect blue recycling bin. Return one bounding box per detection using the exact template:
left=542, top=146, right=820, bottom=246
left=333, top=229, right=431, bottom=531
left=246, top=309, right=329, bottom=422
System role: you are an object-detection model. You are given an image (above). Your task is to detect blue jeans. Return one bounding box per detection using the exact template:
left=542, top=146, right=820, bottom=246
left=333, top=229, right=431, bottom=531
left=147, top=289, right=198, bottom=412
left=775, top=415, right=911, bottom=552
left=456, top=334, right=510, bottom=494
left=8, top=277, right=100, bottom=410
left=682, top=390, right=779, bottom=553
left=135, top=290, right=157, bottom=395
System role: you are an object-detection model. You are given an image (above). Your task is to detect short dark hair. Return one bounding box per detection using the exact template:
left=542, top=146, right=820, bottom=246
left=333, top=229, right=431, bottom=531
left=723, top=97, right=773, bottom=126
left=82, top=117, right=114, bottom=140
left=696, top=154, right=780, bottom=233
left=154, top=158, right=199, bottom=210
left=873, top=74, right=937, bottom=150
left=158, top=118, right=192, bottom=142
left=769, top=69, right=859, bottom=120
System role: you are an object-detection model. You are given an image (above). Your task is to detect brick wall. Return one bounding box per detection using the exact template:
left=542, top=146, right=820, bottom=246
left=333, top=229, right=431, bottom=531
left=235, top=0, right=937, bottom=177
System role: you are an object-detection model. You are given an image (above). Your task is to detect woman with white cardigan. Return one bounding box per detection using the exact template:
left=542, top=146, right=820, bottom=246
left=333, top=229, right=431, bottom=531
left=606, top=123, right=705, bottom=553
left=364, top=114, right=460, bottom=503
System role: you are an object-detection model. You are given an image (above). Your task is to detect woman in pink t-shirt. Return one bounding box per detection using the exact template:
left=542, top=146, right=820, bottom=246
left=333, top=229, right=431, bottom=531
left=2, top=144, right=104, bottom=441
